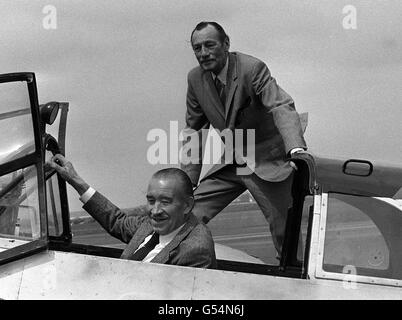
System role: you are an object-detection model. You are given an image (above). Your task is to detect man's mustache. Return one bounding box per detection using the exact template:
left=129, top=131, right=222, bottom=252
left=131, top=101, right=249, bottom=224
left=149, top=211, right=167, bottom=219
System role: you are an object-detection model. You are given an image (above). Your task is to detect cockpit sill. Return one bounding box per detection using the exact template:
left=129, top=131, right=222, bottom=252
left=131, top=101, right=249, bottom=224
left=0, top=238, right=29, bottom=253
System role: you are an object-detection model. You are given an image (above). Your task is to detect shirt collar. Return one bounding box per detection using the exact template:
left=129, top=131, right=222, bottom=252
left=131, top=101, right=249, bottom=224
left=211, top=56, right=229, bottom=86
left=158, top=223, right=185, bottom=246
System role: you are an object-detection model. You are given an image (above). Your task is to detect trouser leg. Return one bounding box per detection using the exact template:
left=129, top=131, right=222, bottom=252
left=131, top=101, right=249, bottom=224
left=192, top=165, right=246, bottom=224
left=242, top=172, right=294, bottom=257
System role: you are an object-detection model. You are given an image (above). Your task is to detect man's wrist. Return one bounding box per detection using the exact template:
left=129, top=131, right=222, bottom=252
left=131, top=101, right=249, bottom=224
left=71, top=178, right=90, bottom=196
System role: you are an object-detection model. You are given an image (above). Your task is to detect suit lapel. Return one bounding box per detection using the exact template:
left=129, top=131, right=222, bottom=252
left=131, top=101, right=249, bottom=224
left=201, top=53, right=239, bottom=126
left=151, top=214, right=197, bottom=264
left=225, top=53, right=238, bottom=124
left=120, top=222, right=153, bottom=259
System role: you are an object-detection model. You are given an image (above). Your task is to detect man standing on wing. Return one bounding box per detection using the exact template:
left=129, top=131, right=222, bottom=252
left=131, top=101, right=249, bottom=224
left=181, top=21, right=307, bottom=257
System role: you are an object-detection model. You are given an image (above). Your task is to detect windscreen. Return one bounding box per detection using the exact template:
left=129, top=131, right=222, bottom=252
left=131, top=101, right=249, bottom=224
left=0, top=81, right=35, bottom=165
left=0, top=75, right=46, bottom=258
left=322, top=193, right=402, bottom=281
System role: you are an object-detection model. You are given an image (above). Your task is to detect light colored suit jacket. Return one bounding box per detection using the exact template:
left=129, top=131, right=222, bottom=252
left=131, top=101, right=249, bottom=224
left=83, top=191, right=217, bottom=268
left=182, top=51, right=307, bottom=184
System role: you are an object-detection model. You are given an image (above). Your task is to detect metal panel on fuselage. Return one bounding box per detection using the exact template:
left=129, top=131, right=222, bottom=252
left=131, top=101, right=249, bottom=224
left=1, top=250, right=401, bottom=300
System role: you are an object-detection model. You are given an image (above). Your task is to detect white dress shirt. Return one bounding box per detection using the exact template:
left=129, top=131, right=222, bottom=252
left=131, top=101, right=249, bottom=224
left=137, top=224, right=185, bottom=262
left=79, top=187, right=96, bottom=203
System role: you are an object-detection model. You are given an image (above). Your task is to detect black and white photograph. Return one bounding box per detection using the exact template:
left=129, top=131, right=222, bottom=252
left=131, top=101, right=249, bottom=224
left=0, top=0, right=401, bottom=306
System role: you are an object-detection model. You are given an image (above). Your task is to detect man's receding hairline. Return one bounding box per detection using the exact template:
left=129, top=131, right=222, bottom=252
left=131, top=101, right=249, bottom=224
left=191, top=21, right=229, bottom=45
left=150, top=168, right=193, bottom=198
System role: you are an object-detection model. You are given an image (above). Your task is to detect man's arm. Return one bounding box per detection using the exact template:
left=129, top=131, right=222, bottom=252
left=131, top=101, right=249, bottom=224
left=47, top=154, right=90, bottom=196
left=251, top=60, right=307, bottom=154
left=82, top=191, right=146, bottom=243
left=47, top=154, right=143, bottom=243
left=180, top=76, right=210, bottom=187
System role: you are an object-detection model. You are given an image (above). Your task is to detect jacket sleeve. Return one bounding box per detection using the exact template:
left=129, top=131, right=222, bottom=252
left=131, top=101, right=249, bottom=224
left=82, top=191, right=147, bottom=244
left=251, top=60, right=307, bottom=154
left=180, top=74, right=210, bottom=186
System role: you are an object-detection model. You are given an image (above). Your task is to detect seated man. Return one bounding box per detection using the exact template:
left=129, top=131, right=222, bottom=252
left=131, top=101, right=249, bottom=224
left=47, top=154, right=216, bottom=269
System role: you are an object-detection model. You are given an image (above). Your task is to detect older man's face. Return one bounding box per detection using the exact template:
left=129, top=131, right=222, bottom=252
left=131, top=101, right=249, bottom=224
left=146, top=176, right=190, bottom=235
left=191, top=24, right=229, bottom=75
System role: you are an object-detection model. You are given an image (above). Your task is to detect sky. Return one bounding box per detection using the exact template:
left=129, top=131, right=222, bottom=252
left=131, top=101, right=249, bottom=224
left=1, top=0, right=401, bottom=211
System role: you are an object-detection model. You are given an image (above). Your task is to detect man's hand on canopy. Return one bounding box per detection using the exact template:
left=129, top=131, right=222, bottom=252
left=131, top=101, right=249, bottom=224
left=47, top=154, right=89, bottom=195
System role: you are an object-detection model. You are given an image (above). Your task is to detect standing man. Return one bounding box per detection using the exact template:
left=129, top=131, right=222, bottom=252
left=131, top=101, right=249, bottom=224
left=181, top=21, right=307, bottom=257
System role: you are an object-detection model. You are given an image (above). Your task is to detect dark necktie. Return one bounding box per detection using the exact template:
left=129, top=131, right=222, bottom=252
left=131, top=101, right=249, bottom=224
left=214, top=76, right=226, bottom=109
left=131, top=232, right=159, bottom=261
